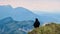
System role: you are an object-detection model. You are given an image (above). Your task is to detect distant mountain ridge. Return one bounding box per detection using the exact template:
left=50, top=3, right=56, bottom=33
left=0, top=5, right=60, bottom=25
left=0, top=5, right=43, bottom=34
left=0, top=5, right=60, bottom=34
left=0, top=5, right=39, bottom=21
left=0, top=5, right=60, bottom=24
left=0, top=17, right=34, bottom=34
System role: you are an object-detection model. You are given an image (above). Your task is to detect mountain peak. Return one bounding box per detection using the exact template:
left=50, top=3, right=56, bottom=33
left=15, top=7, right=25, bottom=9
left=1, top=17, right=13, bottom=22
left=4, top=17, right=13, bottom=19
left=0, top=5, right=12, bottom=8
left=0, top=5, right=39, bottom=21
left=14, top=7, right=31, bottom=12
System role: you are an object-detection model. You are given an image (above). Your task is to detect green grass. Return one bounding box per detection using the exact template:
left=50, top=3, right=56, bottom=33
left=28, top=23, right=60, bottom=34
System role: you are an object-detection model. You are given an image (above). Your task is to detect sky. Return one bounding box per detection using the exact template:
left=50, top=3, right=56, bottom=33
left=0, top=0, right=60, bottom=12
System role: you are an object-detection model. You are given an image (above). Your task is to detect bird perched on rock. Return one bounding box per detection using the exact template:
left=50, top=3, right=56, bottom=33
left=33, top=18, right=40, bottom=28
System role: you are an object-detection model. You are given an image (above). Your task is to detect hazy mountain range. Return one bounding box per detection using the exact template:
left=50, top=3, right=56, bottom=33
left=0, top=5, right=39, bottom=34
left=0, top=5, right=39, bottom=21
left=0, top=5, right=60, bottom=34
left=0, top=17, right=34, bottom=34
left=0, top=5, right=60, bottom=23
